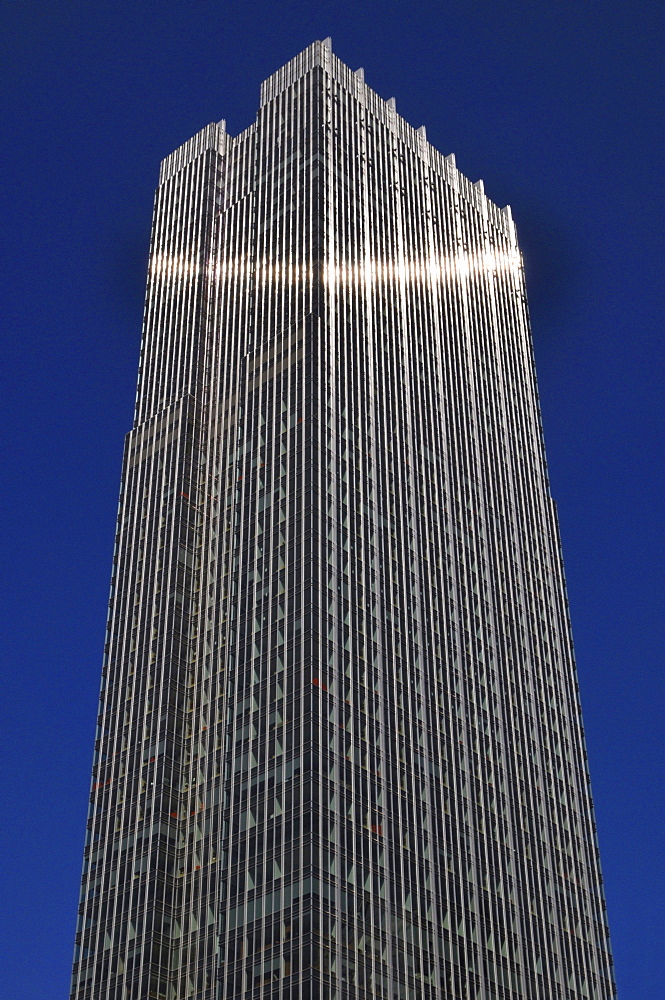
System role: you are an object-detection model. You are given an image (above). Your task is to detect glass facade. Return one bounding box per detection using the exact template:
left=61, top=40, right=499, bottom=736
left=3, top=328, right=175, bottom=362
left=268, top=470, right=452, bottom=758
left=70, top=39, right=616, bottom=1000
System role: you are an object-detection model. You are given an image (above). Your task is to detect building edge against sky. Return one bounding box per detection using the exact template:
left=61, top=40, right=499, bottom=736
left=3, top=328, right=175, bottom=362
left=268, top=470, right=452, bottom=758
left=71, top=39, right=616, bottom=1000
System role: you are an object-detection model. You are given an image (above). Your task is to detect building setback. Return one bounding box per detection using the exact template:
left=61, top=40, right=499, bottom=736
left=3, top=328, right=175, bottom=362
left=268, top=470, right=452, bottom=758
left=71, top=39, right=616, bottom=1000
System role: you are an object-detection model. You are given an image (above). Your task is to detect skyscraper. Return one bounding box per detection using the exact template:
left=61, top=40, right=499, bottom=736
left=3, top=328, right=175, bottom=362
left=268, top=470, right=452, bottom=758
left=71, top=37, right=616, bottom=1000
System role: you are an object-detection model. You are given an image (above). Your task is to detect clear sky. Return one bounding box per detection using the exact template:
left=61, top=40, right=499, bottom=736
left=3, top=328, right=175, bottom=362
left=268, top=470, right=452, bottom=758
left=1, top=3, right=662, bottom=997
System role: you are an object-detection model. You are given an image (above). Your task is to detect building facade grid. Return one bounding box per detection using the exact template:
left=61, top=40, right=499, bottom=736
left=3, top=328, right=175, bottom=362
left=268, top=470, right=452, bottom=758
left=71, top=39, right=615, bottom=1000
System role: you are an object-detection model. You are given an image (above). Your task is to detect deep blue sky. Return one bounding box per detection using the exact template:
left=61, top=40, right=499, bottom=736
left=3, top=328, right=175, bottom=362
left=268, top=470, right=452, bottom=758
left=1, top=3, right=662, bottom=997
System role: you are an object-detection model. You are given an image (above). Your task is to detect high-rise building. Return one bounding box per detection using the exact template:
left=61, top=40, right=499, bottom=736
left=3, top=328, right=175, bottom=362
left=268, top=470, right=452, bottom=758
left=70, top=39, right=615, bottom=1000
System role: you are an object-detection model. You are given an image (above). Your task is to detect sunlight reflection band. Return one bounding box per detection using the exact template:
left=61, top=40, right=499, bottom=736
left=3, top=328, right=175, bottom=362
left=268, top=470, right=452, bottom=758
left=150, top=250, right=523, bottom=285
